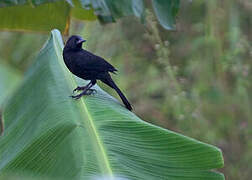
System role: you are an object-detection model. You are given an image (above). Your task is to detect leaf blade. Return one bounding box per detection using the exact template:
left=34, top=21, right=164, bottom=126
left=0, top=29, right=224, bottom=180
left=0, top=1, right=70, bottom=33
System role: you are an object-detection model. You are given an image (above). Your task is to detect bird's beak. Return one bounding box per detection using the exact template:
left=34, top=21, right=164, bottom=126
left=77, top=38, right=86, bottom=44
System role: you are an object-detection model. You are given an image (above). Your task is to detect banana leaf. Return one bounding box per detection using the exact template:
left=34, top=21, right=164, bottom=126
left=0, top=29, right=224, bottom=180
left=0, top=0, right=179, bottom=34
left=0, top=0, right=95, bottom=34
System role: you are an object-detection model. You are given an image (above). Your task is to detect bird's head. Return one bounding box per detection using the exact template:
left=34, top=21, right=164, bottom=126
left=65, top=35, right=86, bottom=50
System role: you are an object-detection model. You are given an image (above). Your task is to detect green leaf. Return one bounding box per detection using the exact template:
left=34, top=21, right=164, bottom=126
left=80, top=0, right=145, bottom=23
left=71, top=0, right=97, bottom=21
left=152, top=0, right=180, bottom=30
left=0, top=29, right=224, bottom=179
left=0, top=0, right=180, bottom=33
left=0, top=62, right=22, bottom=106
left=0, top=0, right=98, bottom=34
left=0, top=1, right=70, bottom=34
left=104, top=0, right=144, bottom=19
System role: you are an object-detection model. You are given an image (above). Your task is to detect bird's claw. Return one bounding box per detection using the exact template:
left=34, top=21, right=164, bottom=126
left=70, top=89, right=97, bottom=100
left=86, top=89, right=97, bottom=95
left=73, top=88, right=78, bottom=93
left=87, top=89, right=97, bottom=95
left=70, top=95, right=82, bottom=99
left=73, top=86, right=84, bottom=93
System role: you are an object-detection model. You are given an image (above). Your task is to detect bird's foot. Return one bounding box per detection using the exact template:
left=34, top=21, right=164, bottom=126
left=73, top=86, right=88, bottom=93
left=70, top=89, right=97, bottom=100
left=70, top=94, right=82, bottom=100
left=86, top=89, right=97, bottom=95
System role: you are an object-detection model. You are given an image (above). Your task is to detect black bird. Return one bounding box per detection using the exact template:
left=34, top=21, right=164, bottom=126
left=63, top=35, right=132, bottom=111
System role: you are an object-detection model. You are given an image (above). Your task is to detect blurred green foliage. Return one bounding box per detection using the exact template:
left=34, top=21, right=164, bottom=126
left=0, top=0, right=251, bottom=179
left=0, top=0, right=179, bottom=33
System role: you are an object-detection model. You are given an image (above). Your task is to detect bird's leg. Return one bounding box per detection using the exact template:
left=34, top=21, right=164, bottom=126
left=73, top=86, right=86, bottom=93
left=73, top=82, right=92, bottom=93
left=84, top=79, right=97, bottom=95
left=70, top=82, right=96, bottom=99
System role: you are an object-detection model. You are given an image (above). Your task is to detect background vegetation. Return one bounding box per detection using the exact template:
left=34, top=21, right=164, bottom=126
left=0, top=0, right=251, bottom=179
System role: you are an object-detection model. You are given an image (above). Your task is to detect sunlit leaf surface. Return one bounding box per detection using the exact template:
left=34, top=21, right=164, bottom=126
left=0, top=1, right=70, bottom=33
left=0, top=0, right=96, bottom=34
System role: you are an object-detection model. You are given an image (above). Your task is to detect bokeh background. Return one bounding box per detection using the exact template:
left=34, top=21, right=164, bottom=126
left=0, top=0, right=251, bottom=179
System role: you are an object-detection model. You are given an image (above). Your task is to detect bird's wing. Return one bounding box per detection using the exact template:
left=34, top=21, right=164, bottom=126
left=77, top=50, right=118, bottom=73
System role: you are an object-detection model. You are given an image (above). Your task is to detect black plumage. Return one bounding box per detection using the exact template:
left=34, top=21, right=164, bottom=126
left=63, top=35, right=132, bottom=111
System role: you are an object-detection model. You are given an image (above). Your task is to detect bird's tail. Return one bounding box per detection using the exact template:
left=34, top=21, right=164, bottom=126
left=102, top=75, right=132, bottom=111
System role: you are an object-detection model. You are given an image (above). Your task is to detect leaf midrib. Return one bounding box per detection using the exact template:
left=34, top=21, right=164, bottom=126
left=52, top=30, right=113, bottom=176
